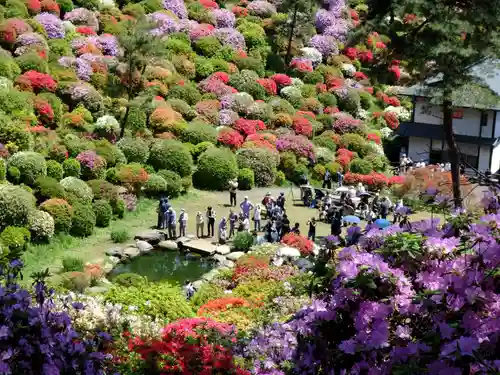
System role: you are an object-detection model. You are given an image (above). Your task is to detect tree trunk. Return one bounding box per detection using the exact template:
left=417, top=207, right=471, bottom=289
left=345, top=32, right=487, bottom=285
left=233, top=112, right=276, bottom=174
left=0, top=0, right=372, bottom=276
left=443, top=92, right=462, bottom=208
left=285, top=3, right=298, bottom=65
left=119, top=106, right=130, bottom=139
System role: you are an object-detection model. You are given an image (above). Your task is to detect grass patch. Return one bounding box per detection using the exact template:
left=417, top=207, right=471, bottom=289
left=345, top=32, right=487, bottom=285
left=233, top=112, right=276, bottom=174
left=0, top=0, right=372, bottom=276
left=22, top=191, right=201, bottom=285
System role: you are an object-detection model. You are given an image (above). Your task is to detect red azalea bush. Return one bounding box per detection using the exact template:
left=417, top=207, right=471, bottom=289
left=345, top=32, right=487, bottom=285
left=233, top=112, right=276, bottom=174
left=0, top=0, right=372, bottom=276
left=117, top=164, right=149, bottom=193
left=198, top=297, right=251, bottom=315
left=336, top=148, right=355, bottom=168
left=76, top=26, right=96, bottom=35
left=270, top=73, right=292, bottom=88
left=232, top=255, right=270, bottom=283
left=33, top=97, right=54, bottom=125
left=15, top=71, right=57, bottom=93
left=344, top=171, right=396, bottom=189
left=200, top=0, right=219, bottom=8
left=233, top=119, right=266, bottom=136
left=41, top=0, right=60, bottom=14
left=232, top=6, right=248, bottom=16
left=218, top=128, right=244, bottom=149
left=293, top=117, right=313, bottom=137
left=27, top=0, right=41, bottom=14
left=358, top=50, right=374, bottom=63
left=212, top=71, right=230, bottom=83
left=326, top=77, right=344, bottom=90
left=0, top=19, right=32, bottom=44
left=324, top=106, right=340, bottom=114
left=256, top=78, right=277, bottom=95
left=344, top=47, right=357, bottom=60
left=367, top=133, right=381, bottom=144
left=353, top=71, right=368, bottom=80
left=296, top=111, right=316, bottom=119
left=117, top=318, right=249, bottom=375
left=290, top=59, right=313, bottom=73
left=281, top=232, right=314, bottom=256
left=383, top=111, right=400, bottom=129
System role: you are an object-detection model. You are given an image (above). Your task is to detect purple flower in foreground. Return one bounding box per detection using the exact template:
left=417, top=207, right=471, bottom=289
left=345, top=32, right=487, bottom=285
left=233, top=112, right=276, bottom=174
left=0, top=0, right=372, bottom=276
left=35, top=13, right=65, bottom=39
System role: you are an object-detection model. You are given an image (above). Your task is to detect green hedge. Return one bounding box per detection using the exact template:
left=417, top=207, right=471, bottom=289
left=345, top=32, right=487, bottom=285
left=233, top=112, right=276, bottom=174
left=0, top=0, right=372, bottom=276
left=193, top=148, right=238, bottom=190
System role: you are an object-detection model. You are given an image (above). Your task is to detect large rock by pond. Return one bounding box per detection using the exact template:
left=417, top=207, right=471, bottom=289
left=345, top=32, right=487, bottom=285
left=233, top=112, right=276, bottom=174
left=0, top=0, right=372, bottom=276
left=106, top=247, right=124, bottom=258
left=134, top=230, right=164, bottom=244
left=157, top=240, right=178, bottom=251
left=215, top=245, right=231, bottom=255
left=136, top=239, right=153, bottom=254
left=123, top=246, right=140, bottom=259
left=226, top=251, right=245, bottom=261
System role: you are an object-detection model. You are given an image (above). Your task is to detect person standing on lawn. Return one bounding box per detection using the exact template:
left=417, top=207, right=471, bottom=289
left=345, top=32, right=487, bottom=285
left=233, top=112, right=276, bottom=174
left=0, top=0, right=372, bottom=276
left=228, top=178, right=238, bottom=207
left=206, top=206, right=216, bottom=237
left=228, top=209, right=238, bottom=238
left=307, top=218, right=317, bottom=242
left=253, top=204, right=262, bottom=231
left=178, top=208, right=188, bottom=237
left=240, top=196, right=254, bottom=218
left=323, top=170, right=332, bottom=189
left=195, top=211, right=204, bottom=238
left=168, top=207, right=177, bottom=239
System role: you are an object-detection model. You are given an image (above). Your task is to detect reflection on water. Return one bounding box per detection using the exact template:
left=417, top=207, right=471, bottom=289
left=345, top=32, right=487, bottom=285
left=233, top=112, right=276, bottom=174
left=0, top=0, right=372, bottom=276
left=108, top=251, right=215, bottom=284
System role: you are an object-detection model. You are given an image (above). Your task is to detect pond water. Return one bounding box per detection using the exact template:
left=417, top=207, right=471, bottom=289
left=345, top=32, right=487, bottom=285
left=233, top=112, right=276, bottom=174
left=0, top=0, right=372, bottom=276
left=108, top=251, right=215, bottom=285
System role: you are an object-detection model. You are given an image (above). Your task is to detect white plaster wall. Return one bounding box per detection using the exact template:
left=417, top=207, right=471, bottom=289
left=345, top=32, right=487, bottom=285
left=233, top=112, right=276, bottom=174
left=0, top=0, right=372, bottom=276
left=413, top=98, right=492, bottom=138
left=478, top=145, right=491, bottom=172
left=408, top=137, right=430, bottom=162
left=490, top=144, right=500, bottom=173
left=495, top=112, right=500, bottom=138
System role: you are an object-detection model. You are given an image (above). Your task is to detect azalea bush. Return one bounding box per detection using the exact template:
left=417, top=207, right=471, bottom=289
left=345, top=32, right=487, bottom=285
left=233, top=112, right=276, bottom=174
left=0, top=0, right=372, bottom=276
left=281, top=233, right=314, bottom=256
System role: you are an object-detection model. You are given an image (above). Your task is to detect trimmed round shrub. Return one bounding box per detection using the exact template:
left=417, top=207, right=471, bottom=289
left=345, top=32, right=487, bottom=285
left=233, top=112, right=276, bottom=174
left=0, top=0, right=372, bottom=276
left=238, top=168, right=254, bottom=190
left=40, top=198, right=72, bottom=233
left=105, top=167, right=119, bottom=185
left=8, top=151, right=47, bottom=186
left=181, top=176, right=192, bottom=194
left=60, top=177, right=93, bottom=205
left=28, top=209, right=55, bottom=241
left=0, top=226, right=31, bottom=251
left=275, top=170, right=286, bottom=186
left=92, top=200, right=112, bottom=228
left=62, top=158, right=81, bottom=178
left=314, top=135, right=337, bottom=152
left=337, top=89, right=361, bottom=115
left=148, top=140, right=193, bottom=177
left=190, top=141, right=215, bottom=161
left=348, top=158, right=373, bottom=175
left=180, top=121, right=217, bottom=145
left=113, top=272, right=146, bottom=287
left=194, top=36, right=222, bottom=57
left=193, top=148, right=238, bottom=190
left=232, top=231, right=254, bottom=251
left=166, top=83, right=201, bottom=106
left=359, top=91, right=373, bottom=110
left=303, top=71, right=324, bottom=84
left=34, top=176, right=66, bottom=202
left=70, top=203, right=96, bottom=237
left=316, top=114, right=334, bottom=129
left=0, top=184, right=36, bottom=228
left=0, top=159, right=6, bottom=181
left=7, top=167, right=20, bottom=184
left=364, top=153, right=388, bottom=172
left=318, top=92, right=337, bottom=107
left=86, top=179, right=119, bottom=201
left=236, top=148, right=277, bottom=187
left=143, top=174, right=168, bottom=198
left=46, top=160, right=64, bottom=181
left=157, top=170, right=183, bottom=198
left=60, top=272, right=90, bottom=293
left=76, top=150, right=107, bottom=180
left=94, top=140, right=127, bottom=168
left=291, top=163, right=309, bottom=185
left=116, top=137, right=149, bottom=164
left=110, top=228, right=130, bottom=243
left=116, top=163, right=149, bottom=194
left=341, top=133, right=371, bottom=157
left=0, top=121, right=34, bottom=151
left=125, top=107, right=147, bottom=132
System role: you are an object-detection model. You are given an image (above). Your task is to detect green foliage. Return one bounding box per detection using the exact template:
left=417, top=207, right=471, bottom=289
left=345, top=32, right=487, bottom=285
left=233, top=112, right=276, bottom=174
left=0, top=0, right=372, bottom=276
left=56, top=0, right=74, bottom=12
left=40, top=198, right=72, bottom=233
left=180, top=121, right=217, bottom=145
left=316, top=114, right=334, bottom=129
left=143, top=173, right=168, bottom=197
left=0, top=226, right=30, bottom=250
left=365, top=153, right=388, bottom=172
left=113, top=272, right=146, bottom=287
left=348, top=158, right=373, bottom=175
left=190, top=283, right=225, bottom=309
left=62, top=158, right=82, bottom=178
left=314, top=134, right=337, bottom=152
left=236, top=148, right=277, bottom=187
left=34, top=176, right=66, bottom=202
left=190, top=141, right=214, bottom=161
left=279, top=151, right=297, bottom=179
left=0, top=51, right=21, bottom=80
left=232, top=231, right=254, bottom=251
left=48, top=40, right=73, bottom=61
left=92, top=199, right=113, bottom=227
left=341, top=133, right=371, bottom=157
left=60, top=176, right=93, bottom=205
left=291, top=164, right=309, bottom=184
left=148, top=140, right=193, bottom=177
left=167, top=98, right=197, bottom=121
left=0, top=91, right=33, bottom=122
left=337, top=88, right=360, bottom=115
left=193, top=147, right=238, bottom=190
left=0, top=184, right=36, bottom=228
left=105, top=282, right=195, bottom=321
left=194, top=36, right=222, bottom=58
left=60, top=271, right=90, bottom=293
left=125, top=107, right=148, bottom=132
left=359, top=91, right=373, bottom=110
left=70, top=203, right=96, bottom=237
left=318, top=92, right=337, bottom=107
left=166, top=83, right=201, bottom=106
left=194, top=56, right=215, bottom=79
left=274, top=170, right=286, bottom=186
left=238, top=168, right=255, bottom=190
left=15, top=50, right=48, bottom=73
left=7, top=166, right=20, bottom=184
left=110, top=228, right=131, bottom=243
left=0, top=159, right=5, bottom=181
left=46, top=160, right=64, bottom=181
left=94, top=140, right=127, bottom=168
left=303, top=71, right=324, bottom=84
left=157, top=169, right=183, bottom=198
left=28, top=209, right=55, bottom=241
left=8, top=151, right=47, bottom=186
left=116, top=136, right=149, bottom=164
left=62, top=256, right=84, bottom=272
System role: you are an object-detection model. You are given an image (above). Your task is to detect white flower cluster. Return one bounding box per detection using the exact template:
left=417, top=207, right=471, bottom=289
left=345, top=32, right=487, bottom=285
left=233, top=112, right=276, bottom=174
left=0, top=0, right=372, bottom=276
left=385, top=105, right=411, bottom=121
left=53, top=293, right=163, bottom=338
left=281, top=86, right=302, bottom=99
left=29, top=210, right=55, bottom=240
left=316, top=147, right=335, bottom=164
left=94, top=115, right=120, bottom=135
left=357, top=108, right=370, bottom=120
left=291, top=78, right=304, bottom=88
left=62, top=20, right=75, bottom=33
left=0, top=77, right=13, bottom=91
left=370, top=142, right=385, bottom=156
left=300, top=47, right=322, bottom=66
left=341, top=63, right=356, bottom=77
left=380, top=127, right=394, bottom=139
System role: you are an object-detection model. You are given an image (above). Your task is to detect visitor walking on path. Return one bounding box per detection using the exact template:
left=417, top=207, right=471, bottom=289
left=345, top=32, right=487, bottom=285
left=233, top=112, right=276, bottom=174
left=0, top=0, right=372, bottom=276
left=276, top=192, right=286, bottom=209
left=240, top=196, right=254, bottom=218
left=281, top=214, right=290, bottom=239
left=195, top=211, right=204, bottom=238
left=253, top=204, right=261, bottom=231
left=322, top=170, right=332, bottom=189
left=168, top=207, right=177, bottom=239
left=206, top=206, right=216, bottom=237
left=218, top=217, right=227, bottom=244
left=178, top=208, right=188, bottom=237
left=229, top=178, right=238, bottom=207
left=337, top=171, right=344, bottom=187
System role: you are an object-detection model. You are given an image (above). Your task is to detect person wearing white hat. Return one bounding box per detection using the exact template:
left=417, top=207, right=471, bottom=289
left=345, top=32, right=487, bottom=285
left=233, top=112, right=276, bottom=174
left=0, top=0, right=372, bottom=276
left=178, top=208, right=188, bottom=237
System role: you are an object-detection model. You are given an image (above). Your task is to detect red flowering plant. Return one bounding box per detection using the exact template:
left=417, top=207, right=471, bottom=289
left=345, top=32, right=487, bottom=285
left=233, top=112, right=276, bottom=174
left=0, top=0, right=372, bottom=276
left=232, top=6, right=248, bottom=16
left=292, top=116, right=313, bottom=137
left=325, top=76, right=344, bottom=90
left=76, top=26, right=96, bottom=35
left=33, top=97, right=54, bottom=125
left=117, top=163, right=149, bottom=194
left=242, top=133, right=277, bottom=151
left=41, top=0, right=60, bottom=14
left=367, top=133, right=381, bottom=144
left=200, top=0, right=219, bottom=8
left=336, top=148, right=355, bottom=168
left=383, top=111, right=400, bottom=129
left=270, top=74, right=292, bottom=89
left=0, top=19, right=32, bottom=45
left=27, top=0, right=41, bottom=14
left=324, top=106, right=339, bottom=114
left=290, top=58, right=313, bottom=73
left=198, top=297, right=252, bottom=315
left=233, top=118, right=266, bottom=136
left=353, top=71, right=368, bottom=80
left=358, top=50, right=374, bottom=63
left=115, top=318, right=249, bottom=375
left=256, top=78, right=277, bottom=96
left=15, top=70, right=57, bottom=93
left=281, top=232, right=314, bottom=256
left=232, top=255, right=270, bottom=283
left=218, top=128, right=244, bottom=149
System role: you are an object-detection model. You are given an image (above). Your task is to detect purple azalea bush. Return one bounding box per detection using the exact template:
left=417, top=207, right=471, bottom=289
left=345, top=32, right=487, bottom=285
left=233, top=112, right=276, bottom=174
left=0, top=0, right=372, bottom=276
left=35, top=13, right=65, bottom=39
left=239, top=205, right=500, bottom=375
left=0, top=262, right=112, bottom=374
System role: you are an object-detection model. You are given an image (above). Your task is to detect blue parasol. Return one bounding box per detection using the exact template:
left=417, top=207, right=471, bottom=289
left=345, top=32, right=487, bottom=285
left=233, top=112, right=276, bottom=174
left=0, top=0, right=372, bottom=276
left=343, top=215, right=361, bottom=224
left=374, top=218, right=391, bottom=228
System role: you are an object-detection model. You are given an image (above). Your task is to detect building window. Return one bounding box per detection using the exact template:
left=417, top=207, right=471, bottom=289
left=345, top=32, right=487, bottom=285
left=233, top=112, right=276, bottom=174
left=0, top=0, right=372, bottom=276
left=481, top=111, right=488, bottom=127
left=456, top=142, right=479, bottom=168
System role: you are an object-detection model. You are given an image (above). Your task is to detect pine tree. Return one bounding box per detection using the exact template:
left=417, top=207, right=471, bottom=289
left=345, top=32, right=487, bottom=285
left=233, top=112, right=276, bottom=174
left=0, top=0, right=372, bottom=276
left=363, top=0, right=500, bottom=207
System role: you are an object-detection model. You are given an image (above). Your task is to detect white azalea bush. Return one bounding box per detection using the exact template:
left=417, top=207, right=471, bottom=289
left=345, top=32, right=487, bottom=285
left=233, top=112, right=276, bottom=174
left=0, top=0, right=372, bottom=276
left=28, top=210, right=55, bottom=240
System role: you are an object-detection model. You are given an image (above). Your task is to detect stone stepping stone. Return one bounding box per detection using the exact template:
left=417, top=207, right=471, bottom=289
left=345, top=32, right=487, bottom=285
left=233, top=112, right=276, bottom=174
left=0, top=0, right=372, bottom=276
left=226, top=251, right=245, bottom=261
left=157, top=240, right=178, bottom=251
left=134, top=230, right=164, bottom=244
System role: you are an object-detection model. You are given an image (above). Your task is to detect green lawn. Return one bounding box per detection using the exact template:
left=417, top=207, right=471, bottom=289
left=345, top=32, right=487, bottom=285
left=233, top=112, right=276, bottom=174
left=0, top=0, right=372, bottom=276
left=22, top=191, right=202, bottom=284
